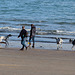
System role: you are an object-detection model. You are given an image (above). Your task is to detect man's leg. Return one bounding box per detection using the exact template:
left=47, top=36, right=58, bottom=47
left=21, top=38, right=27, bottom=50
left=29, top=37, right=31, bottom=47
left=20, top=40, right=24, bottom=50
left=32, top=36, right=35, bottom=48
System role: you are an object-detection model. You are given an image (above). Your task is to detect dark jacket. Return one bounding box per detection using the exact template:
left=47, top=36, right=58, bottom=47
left=30, top=26, right=36, bottom=37
left=18, top=29, right=27, bottom=38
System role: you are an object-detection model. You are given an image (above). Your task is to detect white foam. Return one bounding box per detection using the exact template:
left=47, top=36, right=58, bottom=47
left=0, top=27, right=31, bottom=31
left=0, top=27, right=75, bottom=36
left=56, top=30, right=75, bottom=34
left=0, top=27, right=20, bottom=31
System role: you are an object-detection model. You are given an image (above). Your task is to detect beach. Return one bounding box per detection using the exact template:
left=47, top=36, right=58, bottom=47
left=0, top=0, right=75, bottom=74
left=0, top=48, right=75, bottom=75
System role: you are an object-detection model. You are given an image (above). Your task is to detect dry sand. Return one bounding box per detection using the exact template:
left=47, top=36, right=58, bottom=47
left=0, top=48, right=75, bottom=75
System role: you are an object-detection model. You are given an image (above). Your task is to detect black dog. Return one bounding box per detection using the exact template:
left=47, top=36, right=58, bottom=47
left=72, top=39, right=75, bottom=50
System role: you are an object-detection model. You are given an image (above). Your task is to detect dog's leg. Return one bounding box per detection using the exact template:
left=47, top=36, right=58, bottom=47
left=72, top=45, right=74, bottom=50
left=6, top=40, right=9, bottom=45
left=5, top=39, right=9, bottom=45
left=60, top=43, right=62, bottom=48
left=59, top=44, right=60, bottom=48
left=57, top=44, right=59, bottom=50
left=4, top=39, right=9, bottom=48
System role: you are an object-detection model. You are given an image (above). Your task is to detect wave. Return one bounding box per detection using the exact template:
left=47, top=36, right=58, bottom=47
left=8, top=18, right=47, bottom=23
left=56, top=30, right=75, bottom=34
left=0, top=27, right=40, bottom=32
left=0, top=27, right=21, bottom=31
left=0, top=27, right=75, bottom=36
left=18, top=24, right=47, bottom=27
left=36, top=29, right=75, bottom=36
left=54, top=22, right=75, bottom=25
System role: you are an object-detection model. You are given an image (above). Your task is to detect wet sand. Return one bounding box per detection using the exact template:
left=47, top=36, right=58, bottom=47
left=0, top=48, right=75, bottom=75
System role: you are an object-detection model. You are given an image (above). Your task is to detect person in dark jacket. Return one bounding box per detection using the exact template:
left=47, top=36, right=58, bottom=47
left=18, top=26, right=28, bottom=50
left=28, top=24, right=36, bottom=48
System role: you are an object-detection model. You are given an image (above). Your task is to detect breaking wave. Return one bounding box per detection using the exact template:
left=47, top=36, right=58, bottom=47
left=0, top=27, right=75, bottom=36
left=0, top=27, right=39, bottom=33
left=36, top=29, right=75, bottom=36
left=0, top=27, right=21, bottom=31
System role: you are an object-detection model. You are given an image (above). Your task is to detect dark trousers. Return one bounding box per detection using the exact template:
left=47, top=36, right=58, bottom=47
left=29, top=36, right=35, bottom=47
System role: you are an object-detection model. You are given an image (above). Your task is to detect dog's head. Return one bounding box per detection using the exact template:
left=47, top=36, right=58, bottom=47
left=69, top=39, right=73, bottom=43
left=8, top=34, right=12, bottom=36
left=7, top=34, right=12, bottom=38
left=56, top=37, right=60, bottom=41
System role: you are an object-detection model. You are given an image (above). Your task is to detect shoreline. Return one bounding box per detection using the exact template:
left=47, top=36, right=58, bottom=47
left=2, top=40, right=73, bottom=51
left=0, top=48, right=75, bottom=75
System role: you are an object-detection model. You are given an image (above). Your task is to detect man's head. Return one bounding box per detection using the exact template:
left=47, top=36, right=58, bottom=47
left=31, top=24, right=34, bottom=27
left=22, top=26, right=25, bottom=29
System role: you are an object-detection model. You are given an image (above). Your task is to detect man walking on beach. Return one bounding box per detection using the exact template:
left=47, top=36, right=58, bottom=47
left=28, top=24, right=36, bottom=48
left=18, top=26, right=28, bottom=50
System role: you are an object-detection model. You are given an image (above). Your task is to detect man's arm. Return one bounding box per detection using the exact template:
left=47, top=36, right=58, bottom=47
left=18, top=31, right=21, bottom=38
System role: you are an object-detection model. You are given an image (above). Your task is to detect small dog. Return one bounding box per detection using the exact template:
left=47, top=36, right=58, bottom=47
left=69, top=39, right=75, bottom=50
left=56, top=38, right=63, bottom=50
left=0, top=34, right=12, bottom=46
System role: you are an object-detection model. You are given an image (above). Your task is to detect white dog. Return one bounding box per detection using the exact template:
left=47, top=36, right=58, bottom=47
left=0, top=34, right=12, bottom=46
left=56, top=38, right=63, bottom=50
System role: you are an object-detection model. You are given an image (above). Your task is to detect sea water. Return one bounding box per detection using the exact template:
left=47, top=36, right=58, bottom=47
left=0, top=0, right=75, bottom=50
